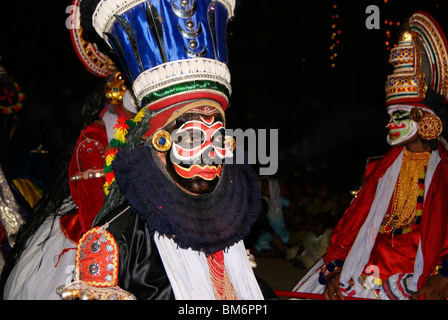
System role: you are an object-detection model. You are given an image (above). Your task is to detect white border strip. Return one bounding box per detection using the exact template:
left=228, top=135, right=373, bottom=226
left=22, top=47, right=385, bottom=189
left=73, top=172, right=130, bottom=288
left=93, top=0, right=147, bottom=37
left=132, top=58, right=231, bottom=102
left=387, top=103, right=435, bottom=114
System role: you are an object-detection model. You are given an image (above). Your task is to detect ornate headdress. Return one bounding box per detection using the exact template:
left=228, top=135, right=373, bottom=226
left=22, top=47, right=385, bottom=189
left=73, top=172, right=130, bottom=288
left=385, top=29, right=427, bottom=107
left=410, top=12, right=448, bottom=102
left=81, top=0, right=234, bottom=111
left=70, top=0, right=131, bottom=108
left=386, top=11, right=448, bottom=107
left=70, top=0, right=114, bottom=78
left=385, top=11, right=448, bottom=142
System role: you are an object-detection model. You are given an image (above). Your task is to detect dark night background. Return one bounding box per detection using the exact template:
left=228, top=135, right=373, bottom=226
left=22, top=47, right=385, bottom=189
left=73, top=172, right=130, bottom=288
left=0, top=0, right=447, bottom=192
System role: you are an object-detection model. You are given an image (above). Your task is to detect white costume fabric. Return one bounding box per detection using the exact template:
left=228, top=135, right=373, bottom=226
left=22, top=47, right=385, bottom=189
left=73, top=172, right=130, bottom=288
left=293, top=149, right=441, bottom=300
left=4, top=199, right=77, bottom=300
left=154, top=231, right=264, bottom=300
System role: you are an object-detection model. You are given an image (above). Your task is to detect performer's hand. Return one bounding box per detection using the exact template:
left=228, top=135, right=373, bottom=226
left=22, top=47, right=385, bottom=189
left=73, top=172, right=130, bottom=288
left=323, top=272, right=344, bottom=300
left=410, top=275, right=448, bottom=300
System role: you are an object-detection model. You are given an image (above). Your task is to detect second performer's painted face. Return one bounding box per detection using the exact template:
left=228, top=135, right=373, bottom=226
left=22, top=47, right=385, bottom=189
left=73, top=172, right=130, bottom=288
left=386, top=109, right=418, bottom=146
left=163, top=108, right=227, bottom=194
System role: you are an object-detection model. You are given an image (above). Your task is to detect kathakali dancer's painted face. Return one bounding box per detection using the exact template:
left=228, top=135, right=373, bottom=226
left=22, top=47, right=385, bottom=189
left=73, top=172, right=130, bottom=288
left=386, top=108, right=418, bottom=146
left=156, top=107, right=229, bottom=195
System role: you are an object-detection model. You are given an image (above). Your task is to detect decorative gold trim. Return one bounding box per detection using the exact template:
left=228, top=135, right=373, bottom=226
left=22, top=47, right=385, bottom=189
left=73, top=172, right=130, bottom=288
left=417, top=113, right=443, bottom=140
left=69, top=169, right=105, bottom=181
left=151, top=130, right=172, bottom=152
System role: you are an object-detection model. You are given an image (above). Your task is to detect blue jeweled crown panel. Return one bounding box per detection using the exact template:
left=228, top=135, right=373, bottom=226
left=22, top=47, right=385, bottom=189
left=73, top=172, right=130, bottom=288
left=101, top=0, right=233, bottom=84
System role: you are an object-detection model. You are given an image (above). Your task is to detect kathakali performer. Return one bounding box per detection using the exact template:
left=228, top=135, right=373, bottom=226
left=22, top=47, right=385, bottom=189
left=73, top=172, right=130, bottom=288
left=54, top=0, right=276, bottom=300
left=293, top=11, right=448, bottom=300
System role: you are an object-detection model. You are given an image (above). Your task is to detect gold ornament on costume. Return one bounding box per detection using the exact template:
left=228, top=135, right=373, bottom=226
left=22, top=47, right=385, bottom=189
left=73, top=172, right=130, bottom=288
left=56, top=282, right=135, bottom=300
left=104, top=72, right=127, bottom=105
left=206, top=254, right=237, bottom=300
left=56, top=226, right=136, bottom=300
left=151, top=130, right=172, bottom=152
left=384, top=149, right=430, bottom=233
left=417, top=113, right=443, bottom=140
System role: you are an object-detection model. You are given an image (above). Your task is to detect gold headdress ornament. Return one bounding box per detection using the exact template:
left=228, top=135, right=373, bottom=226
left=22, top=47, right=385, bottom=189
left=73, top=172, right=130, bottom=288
left=385, top=11, right=448, bottom=107
left=385, top=29, right=427, bottom=106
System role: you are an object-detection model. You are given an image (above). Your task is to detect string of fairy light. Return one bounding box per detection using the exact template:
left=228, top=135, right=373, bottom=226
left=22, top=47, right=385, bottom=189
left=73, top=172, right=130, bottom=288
left=329, top=1, right=442, bottom=68
left=383, top=0, right=441, bottom=52
left=329, top=3, right=342, bottom=68
left=383, top=0, right=400, bottom=52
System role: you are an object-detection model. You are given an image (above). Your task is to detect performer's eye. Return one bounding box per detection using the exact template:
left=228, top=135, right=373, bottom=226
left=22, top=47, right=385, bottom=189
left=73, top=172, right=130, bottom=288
left=178, top=130, right=204, bottom=148
left=212, top=129, right=225, bottom=147
left=393, top=111, right=410, bottom=121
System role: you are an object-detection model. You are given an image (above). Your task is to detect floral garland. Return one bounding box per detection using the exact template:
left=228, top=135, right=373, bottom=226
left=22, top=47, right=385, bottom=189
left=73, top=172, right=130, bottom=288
left=103, top=107, right=147, bottom=195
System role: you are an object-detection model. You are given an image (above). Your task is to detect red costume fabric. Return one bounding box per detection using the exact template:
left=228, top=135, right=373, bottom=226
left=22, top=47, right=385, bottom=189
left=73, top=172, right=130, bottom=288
left=60, top=121, right=108, bottom=242
left=368, top=226, right=421, bottom=280
left=60, top=104, right=133, bottom=243
left=324, top=143, right=448, bottom=289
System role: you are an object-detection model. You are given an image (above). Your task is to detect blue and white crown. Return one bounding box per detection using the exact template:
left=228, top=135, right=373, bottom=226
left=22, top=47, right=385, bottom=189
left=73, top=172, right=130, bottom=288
left=91, top=0, right=235, bottom=109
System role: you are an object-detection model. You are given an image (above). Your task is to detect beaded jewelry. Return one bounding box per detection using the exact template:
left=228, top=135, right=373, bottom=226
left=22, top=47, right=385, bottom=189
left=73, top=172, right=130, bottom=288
left=318, top=259, right=344, bottom=285
left=206, top=252, right=237, bottom=300
left=380, top=149, right=430, bottom=238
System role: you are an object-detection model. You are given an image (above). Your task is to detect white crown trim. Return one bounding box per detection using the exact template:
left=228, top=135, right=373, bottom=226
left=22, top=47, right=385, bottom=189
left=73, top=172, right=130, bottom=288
left=132, top=58, right=231, bottom=103
left=217, top=0, right=236, bottom=15
left=93, top=0, right=147, bottom=38
left=387, top=104, right=435, bottom=115
left=93, top=0, right=236, bottom=40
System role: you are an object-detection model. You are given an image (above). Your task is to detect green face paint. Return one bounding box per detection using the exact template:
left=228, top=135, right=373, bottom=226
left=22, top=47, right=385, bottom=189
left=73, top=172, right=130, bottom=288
left=387, top=110, right=412, bottom=141
left=386, top=109, right=419, bottom=146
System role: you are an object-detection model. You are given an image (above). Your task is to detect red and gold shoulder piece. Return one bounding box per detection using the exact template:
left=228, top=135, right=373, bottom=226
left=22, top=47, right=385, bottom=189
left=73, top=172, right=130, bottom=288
left=75, top=226, right=119, bottom=287
left=56, top=226, right=136, bottom=300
